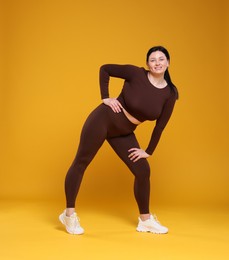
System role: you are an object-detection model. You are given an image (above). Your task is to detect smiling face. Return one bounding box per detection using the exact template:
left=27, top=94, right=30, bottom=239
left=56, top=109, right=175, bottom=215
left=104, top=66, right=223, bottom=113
left=147, top=51, right=169, bottom=76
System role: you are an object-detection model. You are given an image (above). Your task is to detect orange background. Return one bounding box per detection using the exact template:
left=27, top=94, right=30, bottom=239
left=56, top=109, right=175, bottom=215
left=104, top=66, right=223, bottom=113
left=1, top=0, right=228, bottom=209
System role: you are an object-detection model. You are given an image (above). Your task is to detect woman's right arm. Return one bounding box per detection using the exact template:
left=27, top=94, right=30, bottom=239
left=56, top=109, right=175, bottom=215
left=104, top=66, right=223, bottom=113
left=99, top=64, right=138, bottom=113
left=99, top=64, right=138, bottom=99
left=102, top=97, right=123, bottom=113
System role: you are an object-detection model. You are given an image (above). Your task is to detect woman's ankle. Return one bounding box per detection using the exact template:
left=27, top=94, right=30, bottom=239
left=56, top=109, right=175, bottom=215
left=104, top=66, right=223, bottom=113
left=66, top=208, right=75, bottom=217
left=140, top=213, right=150, bottom=221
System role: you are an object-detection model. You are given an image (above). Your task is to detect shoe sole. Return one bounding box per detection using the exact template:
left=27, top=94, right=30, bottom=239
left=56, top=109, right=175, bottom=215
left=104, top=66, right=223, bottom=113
left=136, top=226, right=168, bottom=234
left=59, top=213, right=84, bottom=235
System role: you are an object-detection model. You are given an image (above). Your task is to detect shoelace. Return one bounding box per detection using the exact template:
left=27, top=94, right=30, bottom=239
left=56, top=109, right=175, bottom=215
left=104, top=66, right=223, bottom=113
left=68, top=213, right=80, bottom=226
left=152, top=214, right=161, bottom=224
left=74, top=215, right=81, bottom=227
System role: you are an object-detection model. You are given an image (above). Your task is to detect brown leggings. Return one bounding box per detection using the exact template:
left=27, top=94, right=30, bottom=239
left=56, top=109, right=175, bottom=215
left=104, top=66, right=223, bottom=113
left=65, top=104, right=150, bottom=214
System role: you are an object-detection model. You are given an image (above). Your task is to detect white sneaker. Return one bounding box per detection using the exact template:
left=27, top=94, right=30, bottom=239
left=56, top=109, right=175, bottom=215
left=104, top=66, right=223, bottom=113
left=59, top=210, right=84, bottom=235
left=136, top=214, right=168, bottom=234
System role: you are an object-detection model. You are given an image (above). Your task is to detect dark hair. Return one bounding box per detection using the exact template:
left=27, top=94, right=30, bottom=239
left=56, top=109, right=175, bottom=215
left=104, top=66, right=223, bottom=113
left=146, top=46, right=179, bottom=99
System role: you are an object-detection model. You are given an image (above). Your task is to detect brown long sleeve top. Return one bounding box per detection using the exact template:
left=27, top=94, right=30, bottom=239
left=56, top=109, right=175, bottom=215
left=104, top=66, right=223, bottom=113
left=99, top=64, right=177, bottom=155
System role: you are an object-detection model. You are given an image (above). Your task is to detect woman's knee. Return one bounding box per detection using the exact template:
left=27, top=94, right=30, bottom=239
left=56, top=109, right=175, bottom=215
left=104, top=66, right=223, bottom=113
left=70, top=156, right=91, bottom=175
left=132, top=160, right=150, bottom=180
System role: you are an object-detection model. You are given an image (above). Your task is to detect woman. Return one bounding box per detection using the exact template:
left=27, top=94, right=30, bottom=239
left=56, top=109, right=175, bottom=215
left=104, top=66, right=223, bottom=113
left=59, top=46, right=178, bottom=235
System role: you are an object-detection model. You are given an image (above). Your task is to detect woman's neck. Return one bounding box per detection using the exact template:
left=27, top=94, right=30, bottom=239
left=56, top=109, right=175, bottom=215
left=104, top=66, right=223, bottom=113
left=148, top=72, right=166, bottom=89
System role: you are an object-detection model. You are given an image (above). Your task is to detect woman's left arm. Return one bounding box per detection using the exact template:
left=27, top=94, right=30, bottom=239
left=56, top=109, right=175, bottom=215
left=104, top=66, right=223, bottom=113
left=128, top=148, right=150, bottom=162
left=145, top=92, right=177, bottom=156
left=128, top=92, right=177, bottom=162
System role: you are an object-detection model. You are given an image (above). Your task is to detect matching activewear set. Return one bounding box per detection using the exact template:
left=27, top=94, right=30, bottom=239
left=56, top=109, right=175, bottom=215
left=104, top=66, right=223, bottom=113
left=65, top=64, right=177, bottom=214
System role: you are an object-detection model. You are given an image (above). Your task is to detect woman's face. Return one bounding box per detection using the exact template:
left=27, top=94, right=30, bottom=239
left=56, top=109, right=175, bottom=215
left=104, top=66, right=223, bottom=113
left=147, top=51, right=169, bottom=75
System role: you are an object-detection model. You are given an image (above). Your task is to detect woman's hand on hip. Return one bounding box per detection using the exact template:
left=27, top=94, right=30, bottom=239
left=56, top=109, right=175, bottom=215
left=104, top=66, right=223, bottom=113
left=103, top=98, right=123, bottom=113
left=128, top=148, right=150, bottom=162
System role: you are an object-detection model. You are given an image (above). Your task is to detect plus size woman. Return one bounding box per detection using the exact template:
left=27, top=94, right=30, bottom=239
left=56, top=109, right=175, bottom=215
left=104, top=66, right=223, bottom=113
left=59, top=46, right=178, bottom=235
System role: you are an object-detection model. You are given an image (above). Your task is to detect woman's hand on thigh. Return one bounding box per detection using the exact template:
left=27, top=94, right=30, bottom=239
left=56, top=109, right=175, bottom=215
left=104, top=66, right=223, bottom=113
left=103, top=98, right=123, bottom=113
left=128, top=148, right=150, bottom=162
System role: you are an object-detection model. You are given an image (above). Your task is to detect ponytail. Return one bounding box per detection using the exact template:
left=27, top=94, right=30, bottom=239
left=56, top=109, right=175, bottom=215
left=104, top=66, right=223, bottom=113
left=164, top=69, right=179, bottom=100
